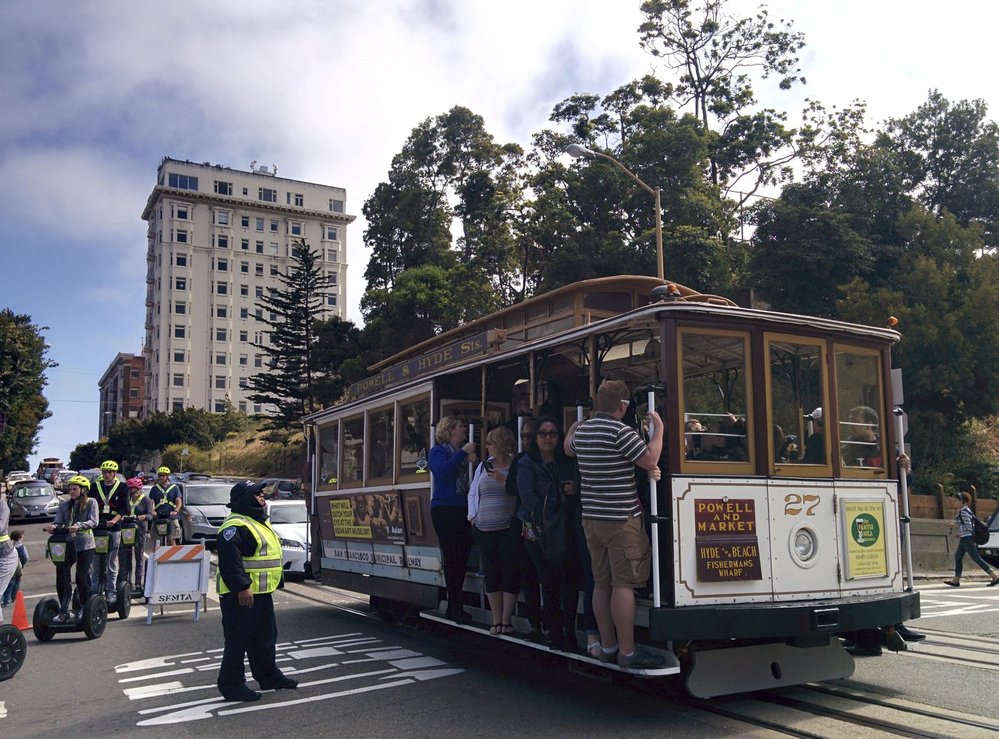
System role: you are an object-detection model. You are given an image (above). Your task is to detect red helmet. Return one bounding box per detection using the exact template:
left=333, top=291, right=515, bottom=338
left=126, top=477, right=144, bottom=490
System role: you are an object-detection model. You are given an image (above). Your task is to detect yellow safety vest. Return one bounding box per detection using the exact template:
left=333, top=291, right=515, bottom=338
left=0, top=534, right=9, bottom=544
left=216, top=513, right=283, bottom=595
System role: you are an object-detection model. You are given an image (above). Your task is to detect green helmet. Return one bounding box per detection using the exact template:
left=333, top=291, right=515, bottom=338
left=100, top=460, right=119, bottom=472
left=157, top=466, right=171, bottom=475
left=67, top=475, right=91, bottom=490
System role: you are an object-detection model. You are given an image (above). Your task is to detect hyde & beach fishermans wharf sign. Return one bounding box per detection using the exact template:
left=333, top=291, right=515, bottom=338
left=694, top=498, right=763, bottom=582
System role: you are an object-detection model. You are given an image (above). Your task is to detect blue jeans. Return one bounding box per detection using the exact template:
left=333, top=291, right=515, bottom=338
left=954, top=536, right=995, bottom=578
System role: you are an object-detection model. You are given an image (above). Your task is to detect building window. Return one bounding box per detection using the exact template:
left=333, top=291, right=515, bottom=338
left=173, top=350, right=185, bottom=363
left=325, top=226, right=338, bottom=241
left=240, top=238, right=249, bottom=251
left=216, top=305, right=228, bottom=318
left=240, top=261, right=249, bottom=273
left=293, top=193, right=303, bottom=207
left=241, top=215, right=250, bottom=228
left=253, top=286, right=262, bottom=299
left=175, top=277, right=186, bottom=290
left=254, top=354, right=263, bottom=368
left=270, top=219, right=279, bottom=233
left=289, top=222, right=302, bottom=236
left=215, top=353, right=226, bottom=366
left=174, top=205, right=189, bottom=220
left=175, top=229, right=188, bottom=243
left=253, top=404, right=262, bottom=413
left=169, top=173, right=198, bottom=190
left=239, top=378, right=249, bottom=389
left=240, top=284, right=248, bottom=296
left=239, top=354, right=248, bottom=366
left=176, top=253, right=188, bottom=267
left=174, top=325, right=186, bottom=338
left=242, top=187, right=248, bottom=196
left=328, top=272, right=337, bottom=285
left=217, top=258, right=228, bottom=271
left=216, top=235, right=229, bottom=249
left=240, top=307, right=248, bottom=319
left=173, top=399, right=184, bottom=411
left=215, top=180, right=232, bottom=196
left=255, top=241, right=264, bottom=254
left=214, top=401, right=226, bottom=413
left=174, top=301, right=186, bottom=315
left=130, top=368, right=140, bottom=379
left=259, top=188, right=277, bottom=202
left=267, top=242, right=277, bottom=255
left=327, top=295, right=337, bottom=306
left=255, top=264, right=264, bottom=277
left=256, top=217, right=264, bottom=231
left=239, top=401, right=247, bottom=412
left=255, top=308, right=263, bottom=320
left=239, top=330, right=248, bottom=342
left=172, top=374, right=184, bottom=387
left=129, top=388, right=139, bottom=399
left=215, top=211, right=230, bottom=225
left=326, top=248, right=337, bottom=262
left=215, top=375, right=227, bottom=389
left=216, top=328, right=227, bottom=341
left=329, top=198, right=344, bottom=213
left=216, top=282, right=228, bottom=295
left=270, top=264, right=278, bottom=276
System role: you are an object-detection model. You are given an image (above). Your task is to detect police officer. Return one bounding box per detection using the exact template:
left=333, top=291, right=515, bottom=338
left=216, top=480, right=298, bottom=702
left=92, top=460, right=128, bottom=604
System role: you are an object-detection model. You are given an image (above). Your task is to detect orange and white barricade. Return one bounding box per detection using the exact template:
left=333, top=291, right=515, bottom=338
left=143, top=544, right=211, bottom=624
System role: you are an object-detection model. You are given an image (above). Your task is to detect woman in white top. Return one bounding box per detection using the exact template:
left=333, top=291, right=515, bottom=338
left=468, top=426, right=519, bottom=634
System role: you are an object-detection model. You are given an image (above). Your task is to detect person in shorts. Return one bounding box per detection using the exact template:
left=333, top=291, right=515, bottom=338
left=565, top=379, right=664, bottom=670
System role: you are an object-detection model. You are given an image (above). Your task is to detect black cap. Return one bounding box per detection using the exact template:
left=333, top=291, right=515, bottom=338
left=227, top=480, right=266, bottom=508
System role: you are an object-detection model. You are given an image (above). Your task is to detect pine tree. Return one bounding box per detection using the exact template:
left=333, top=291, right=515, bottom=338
left=247, top=239, right=331, bottom=428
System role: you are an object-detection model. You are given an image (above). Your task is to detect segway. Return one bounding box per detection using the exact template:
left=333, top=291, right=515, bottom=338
left=118, top=516, right=147, bottom=601
left=152, top=503, right=177, bottom=547
left=94, top=524, right=131, bottom=620
left=33, top=525, right=107, bottom=641
left=0, top=623, right=26, bottom=681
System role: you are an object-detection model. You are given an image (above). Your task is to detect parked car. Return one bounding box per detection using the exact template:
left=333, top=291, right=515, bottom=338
left=982, top=509, right=999, bottom=566
left=79, top=468, right=126, bottom=486
left=267, top=499, right=309, bottom=576
left=7, top=479, right=61, bottom=521
left=262, top=478, right=302, bottom=499
left=5, top=471, right=32, bottom=488
left=52, top=469, right=77, bottom=491
left=179, top=482, right=232, bottom=546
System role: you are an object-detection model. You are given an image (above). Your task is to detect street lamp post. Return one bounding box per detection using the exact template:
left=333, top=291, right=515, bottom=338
left=566, top=144, right=665, bottom=281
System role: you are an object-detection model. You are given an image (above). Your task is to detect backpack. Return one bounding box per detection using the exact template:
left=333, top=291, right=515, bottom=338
left=972, top=515, right=990, bottom=546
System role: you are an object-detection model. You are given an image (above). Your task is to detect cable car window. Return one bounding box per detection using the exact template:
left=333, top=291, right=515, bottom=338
left=836, top=348, right=885, bottom=472
left=341, top=415, right=364, bottom=485
left=367, top=406, right=395, bottom=482
left=399, top=396, right=430, bottom=479
left=767, top=336, right=828, bottom=471
left=679, top=329, right=752, bottom=471
left=318, top=422, right=338, bottom=490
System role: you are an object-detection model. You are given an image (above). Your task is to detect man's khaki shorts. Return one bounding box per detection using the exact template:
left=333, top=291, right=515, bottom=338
left=583, top=515, right=651, bottom=590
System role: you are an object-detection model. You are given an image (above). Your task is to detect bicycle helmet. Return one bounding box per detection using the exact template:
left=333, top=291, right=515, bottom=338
left=156, top=466, right=171, bottom=475
left=100, top=460, right=119, bottom=472
left=126, top=477, right=144, bottom=490
left=67, top=475, right=91, bottom=490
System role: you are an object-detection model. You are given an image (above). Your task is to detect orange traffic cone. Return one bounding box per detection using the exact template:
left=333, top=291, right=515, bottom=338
left=11, top=590, right=29, bottom=631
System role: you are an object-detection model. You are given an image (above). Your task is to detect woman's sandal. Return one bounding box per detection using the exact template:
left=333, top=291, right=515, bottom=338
left=489, top=624, right=502, bottom=635
left=499, top=624, right=514, bottom=635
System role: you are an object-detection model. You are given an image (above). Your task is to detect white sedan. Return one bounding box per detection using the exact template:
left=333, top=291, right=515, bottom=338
left=267, top=500, right=310, bottom=576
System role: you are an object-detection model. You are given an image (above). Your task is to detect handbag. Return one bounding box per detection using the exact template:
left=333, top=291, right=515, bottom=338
left=537, top=490, right=570, bottom=564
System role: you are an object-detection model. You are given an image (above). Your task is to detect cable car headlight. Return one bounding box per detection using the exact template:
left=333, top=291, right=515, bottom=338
left=789, top=525, right=819, bottom=568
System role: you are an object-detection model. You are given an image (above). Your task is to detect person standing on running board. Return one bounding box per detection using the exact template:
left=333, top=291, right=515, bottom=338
left=565, top=380, right=665, bottom=670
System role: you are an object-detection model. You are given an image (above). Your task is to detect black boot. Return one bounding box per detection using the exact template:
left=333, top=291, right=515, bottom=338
left=895, top=623, right=926, bottom=642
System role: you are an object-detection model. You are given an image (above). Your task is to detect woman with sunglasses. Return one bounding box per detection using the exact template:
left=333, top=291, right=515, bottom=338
left=516, top=417, right=586, bottom=652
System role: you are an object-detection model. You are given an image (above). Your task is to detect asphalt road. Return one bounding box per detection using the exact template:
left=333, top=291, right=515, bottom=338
left=3, top=520, right=998, bottom=737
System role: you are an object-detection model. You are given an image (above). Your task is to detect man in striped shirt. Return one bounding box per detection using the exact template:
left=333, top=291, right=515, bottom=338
left=565, top=379, right=664, bottom=670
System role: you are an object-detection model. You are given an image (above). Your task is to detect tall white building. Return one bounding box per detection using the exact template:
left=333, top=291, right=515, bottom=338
left=141, top=157, right=354, bottom=416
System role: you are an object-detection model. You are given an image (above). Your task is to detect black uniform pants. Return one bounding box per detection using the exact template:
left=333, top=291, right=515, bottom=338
left=218, top=592, right=281, bottom=693
left=56, top=548, right=94, bottom=607
left=431, top=505, right=472, bottom=613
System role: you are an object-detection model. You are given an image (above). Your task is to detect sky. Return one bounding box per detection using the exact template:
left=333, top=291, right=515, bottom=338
left=2, top=0, right=997, bottom=472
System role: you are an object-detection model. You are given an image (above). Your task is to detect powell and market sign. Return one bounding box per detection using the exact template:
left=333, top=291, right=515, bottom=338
left=349, top=331, right=494, bottom=400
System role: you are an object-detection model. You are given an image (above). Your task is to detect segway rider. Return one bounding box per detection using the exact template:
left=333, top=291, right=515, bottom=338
left=45, top=476, right=99, bottom=622
left=120, top=477, right=153, bottom=592
left=149, top=466, right=183, bottom=545
left=0, top=491, right=18, bottom=624
left=216, top=481, right=298, bottom=702
left=92, top=460, right=128, bottom=604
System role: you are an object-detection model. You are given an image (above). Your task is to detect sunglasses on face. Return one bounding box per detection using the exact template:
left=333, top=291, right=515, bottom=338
left=536, top=430, right=558, bottom=438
